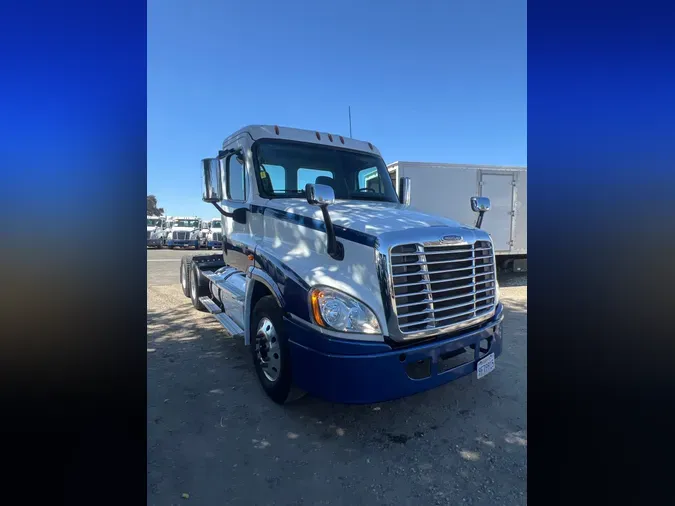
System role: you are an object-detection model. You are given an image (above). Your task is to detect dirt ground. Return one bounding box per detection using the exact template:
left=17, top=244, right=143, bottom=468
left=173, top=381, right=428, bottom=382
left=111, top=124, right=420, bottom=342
left=147, top=249, right=527, bottom=506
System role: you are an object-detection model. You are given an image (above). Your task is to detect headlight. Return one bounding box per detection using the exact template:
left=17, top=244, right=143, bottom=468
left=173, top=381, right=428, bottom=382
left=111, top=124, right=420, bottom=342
left=309, top=286, right=381, bottom=334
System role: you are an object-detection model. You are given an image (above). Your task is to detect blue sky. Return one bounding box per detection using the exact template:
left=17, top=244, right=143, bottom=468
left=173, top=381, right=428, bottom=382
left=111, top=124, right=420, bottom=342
left=148, top=0, right=526, bottom=217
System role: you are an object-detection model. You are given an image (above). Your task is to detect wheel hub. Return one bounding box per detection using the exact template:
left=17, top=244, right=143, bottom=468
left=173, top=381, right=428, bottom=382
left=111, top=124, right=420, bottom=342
left=256, top=317, right=280, bottom=382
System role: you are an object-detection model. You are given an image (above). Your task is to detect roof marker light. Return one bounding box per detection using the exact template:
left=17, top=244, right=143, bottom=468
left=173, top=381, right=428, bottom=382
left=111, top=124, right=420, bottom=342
left=328, top=133, right=333, bottom=142
left=339, top=136, right=345, bottom=144
left=368, top=142, right=374, bottom=151
left=274, top=125, right=280, bottom=135
left=316, top=132, right=321, bottom=140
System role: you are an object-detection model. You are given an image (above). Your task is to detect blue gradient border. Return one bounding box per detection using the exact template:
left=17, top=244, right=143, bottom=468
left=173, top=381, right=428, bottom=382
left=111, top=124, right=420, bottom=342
left=0, top=1, right=146, bottom=502
left=529, top=1, right=674, bottom=503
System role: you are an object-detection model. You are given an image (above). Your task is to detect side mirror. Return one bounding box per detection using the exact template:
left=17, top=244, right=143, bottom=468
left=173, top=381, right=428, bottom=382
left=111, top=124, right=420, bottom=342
left=471, top=196, right=491, bottom=213
left=470, top=196, right=491, bottom=229
left=399, top=177, right=411, bottom=206
left=305, top=183, right=343, bottom=260
left=305, top=183, right=335, bottom=207
left=201, top=158, right=222, bottom=203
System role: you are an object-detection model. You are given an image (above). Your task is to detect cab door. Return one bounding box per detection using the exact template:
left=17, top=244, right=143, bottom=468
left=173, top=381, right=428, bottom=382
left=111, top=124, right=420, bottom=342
left=220, top=138, right=256, bottom=272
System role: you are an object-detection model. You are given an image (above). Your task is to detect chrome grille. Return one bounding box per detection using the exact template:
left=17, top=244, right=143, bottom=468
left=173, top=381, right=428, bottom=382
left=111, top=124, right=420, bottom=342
left=173, top=231, right=189, bottom=240
left=390, top=241, right=497, bottom=334
left=212, top=232, right=223, bottom=242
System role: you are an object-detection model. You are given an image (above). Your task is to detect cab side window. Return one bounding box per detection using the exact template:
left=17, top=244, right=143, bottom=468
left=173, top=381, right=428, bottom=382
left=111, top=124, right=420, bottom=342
left=226, top=154, right=246, bottom=201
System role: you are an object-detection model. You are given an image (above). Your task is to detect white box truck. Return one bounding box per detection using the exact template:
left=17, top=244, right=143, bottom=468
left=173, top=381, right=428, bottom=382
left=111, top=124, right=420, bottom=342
left=387, top=162, right=527, bottom=271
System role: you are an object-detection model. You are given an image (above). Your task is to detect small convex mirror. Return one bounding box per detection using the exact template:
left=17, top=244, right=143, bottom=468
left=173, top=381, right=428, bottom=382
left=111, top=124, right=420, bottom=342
left=470, top=196, right=491, bottom=213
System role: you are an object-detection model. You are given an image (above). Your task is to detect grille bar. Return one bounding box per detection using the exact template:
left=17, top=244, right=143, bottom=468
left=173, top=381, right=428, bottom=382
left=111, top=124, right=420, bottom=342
left=398, top=303, right=495, bottom=329
left=396, top=286, right=496, bottom=308
left=394, top=279, right=495, bottom=298
left=394, top=255, right=493, bottom=267
left=399, top=295, right=496, bottom=319
left=390, top=240, right=497, bottom=335
left=392, top=263, right=494, bottom=278
left=391, top=247, right=491, bottom=257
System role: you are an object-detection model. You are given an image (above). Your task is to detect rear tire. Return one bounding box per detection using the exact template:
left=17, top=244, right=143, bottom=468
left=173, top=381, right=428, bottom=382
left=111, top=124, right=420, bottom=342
left=190, top=263, right=209, bottom=311
left=180, top=256, right=191, bottom=298
left=250, top=296, right=299, bottom=405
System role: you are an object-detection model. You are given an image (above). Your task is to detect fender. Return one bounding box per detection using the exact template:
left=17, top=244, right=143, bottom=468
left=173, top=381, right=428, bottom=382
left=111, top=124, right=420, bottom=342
left=244, top=266, right=284, bottom=346
left=244, top=248, right=313, bottom=344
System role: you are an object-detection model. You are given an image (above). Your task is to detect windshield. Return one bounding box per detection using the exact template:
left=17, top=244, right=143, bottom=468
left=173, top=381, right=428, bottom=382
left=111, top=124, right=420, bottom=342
left=254, top=140, right=399, bottom=203
left=211, top=221, right=221, bottom=228
left=147, top=218, right=161, bottom=226
left=171, top=220, right=200, bottom=228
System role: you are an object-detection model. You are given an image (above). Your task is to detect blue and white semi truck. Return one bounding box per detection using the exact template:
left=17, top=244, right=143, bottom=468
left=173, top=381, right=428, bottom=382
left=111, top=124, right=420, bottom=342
left=180, top=125, right=503, bottom=404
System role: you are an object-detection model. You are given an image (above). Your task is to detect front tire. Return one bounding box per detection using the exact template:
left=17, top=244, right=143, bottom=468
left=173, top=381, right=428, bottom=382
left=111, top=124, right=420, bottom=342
left=251, top=296, right=301, bottom=405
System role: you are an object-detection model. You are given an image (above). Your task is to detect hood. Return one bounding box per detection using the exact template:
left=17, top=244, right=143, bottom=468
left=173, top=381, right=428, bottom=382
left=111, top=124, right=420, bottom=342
left=266, top=199, right=476, bottom=238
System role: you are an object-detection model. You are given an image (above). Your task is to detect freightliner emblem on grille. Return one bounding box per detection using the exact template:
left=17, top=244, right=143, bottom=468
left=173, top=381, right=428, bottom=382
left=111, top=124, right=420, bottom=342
left=422, top=235, right=464, bottom=247
left=441, top=235, right=463, bottom=243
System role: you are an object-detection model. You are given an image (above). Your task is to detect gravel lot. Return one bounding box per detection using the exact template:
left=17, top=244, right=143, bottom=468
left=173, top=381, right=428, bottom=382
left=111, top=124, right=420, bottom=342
left=147, top=248, right=527, bottom=506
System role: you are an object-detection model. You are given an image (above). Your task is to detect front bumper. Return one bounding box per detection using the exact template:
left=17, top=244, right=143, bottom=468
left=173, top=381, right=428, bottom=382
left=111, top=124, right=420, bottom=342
left=286, top=303, right=504, bottom=404
left=146, top=238, right=162, bottom=247
left=166, top=239, right=198, bottom=248
left=207, top=241, right=223, bottom=249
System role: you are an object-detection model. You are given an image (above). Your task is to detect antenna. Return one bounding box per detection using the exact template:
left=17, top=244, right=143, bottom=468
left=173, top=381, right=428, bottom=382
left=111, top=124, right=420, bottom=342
left=348, top=106, right=352, bottom=138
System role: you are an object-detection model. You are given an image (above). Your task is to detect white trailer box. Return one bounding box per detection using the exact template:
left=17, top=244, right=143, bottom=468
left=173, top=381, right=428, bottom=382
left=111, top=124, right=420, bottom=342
left=387, top=161, right=527, bottom=262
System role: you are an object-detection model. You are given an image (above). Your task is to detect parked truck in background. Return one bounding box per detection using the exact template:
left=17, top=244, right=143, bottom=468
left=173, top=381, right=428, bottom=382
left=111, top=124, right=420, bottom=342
left=180, top=125, right=504, bottom=405
left=163, top=216, right=201, bottom=249
left=202, top=218, right=223, bottom=250
left=147, top=215, right=165, bottom=248
left=190, top=219, right=209, bottom=249
left=387, top=162, right=527, bottom=272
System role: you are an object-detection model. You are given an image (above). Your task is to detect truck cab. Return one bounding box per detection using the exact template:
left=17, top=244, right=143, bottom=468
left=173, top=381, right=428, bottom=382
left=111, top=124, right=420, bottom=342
left=164, top=216, right=200, bottom=249
left=147, top=215, right=165, bottom=248
left=180, top=125, right=503, bottom=405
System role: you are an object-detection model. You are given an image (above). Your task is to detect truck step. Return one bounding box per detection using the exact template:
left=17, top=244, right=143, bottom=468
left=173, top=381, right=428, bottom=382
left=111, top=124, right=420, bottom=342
left=198, top=296, right=244, bottom=338
left=213, top=313, right=245, bottom=338
left=199, top=296, right=222, bottom=314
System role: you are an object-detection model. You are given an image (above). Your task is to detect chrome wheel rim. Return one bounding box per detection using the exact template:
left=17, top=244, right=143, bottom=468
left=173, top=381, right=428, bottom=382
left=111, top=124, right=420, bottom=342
left=181, top=264, right=187, bottom=290
left=256, top=317, right=280, bottom=382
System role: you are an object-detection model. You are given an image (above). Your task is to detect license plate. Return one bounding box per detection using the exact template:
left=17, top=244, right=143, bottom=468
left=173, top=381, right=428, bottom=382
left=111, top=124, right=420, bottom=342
left=476, top=353, right=495, bottom=379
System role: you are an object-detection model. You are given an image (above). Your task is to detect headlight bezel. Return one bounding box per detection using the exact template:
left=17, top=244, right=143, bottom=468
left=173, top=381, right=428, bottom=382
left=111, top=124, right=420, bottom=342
left=308, top=285, right=382, bottom=335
